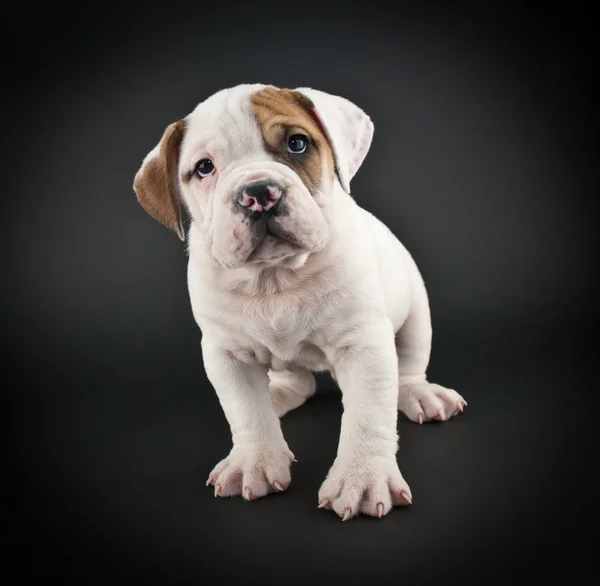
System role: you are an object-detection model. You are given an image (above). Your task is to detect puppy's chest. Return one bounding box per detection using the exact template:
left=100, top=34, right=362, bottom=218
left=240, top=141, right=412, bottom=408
left=237, top=297, right=328, bottom=368
left=251, top=309, right=315, bottom=356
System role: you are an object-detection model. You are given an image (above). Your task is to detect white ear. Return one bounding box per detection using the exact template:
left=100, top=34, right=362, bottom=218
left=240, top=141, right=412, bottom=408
left=294, top=87, right=374, bottom=193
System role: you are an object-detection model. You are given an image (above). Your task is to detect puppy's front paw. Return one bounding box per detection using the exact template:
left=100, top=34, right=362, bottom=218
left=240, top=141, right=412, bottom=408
left=318, top=456, right=412, bottom=521
left=398, top=382, right=467, bottom=423
left=206, top=444, right=295, bottom=500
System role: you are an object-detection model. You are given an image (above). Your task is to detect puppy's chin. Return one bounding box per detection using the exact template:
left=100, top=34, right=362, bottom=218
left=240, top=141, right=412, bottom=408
left=245, top=234, right=303, bottom=265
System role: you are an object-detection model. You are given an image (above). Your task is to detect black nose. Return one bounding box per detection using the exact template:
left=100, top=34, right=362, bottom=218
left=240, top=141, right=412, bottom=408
left=245, top=182, right=272, bottom=206
left=237, top=181, right=284, bottom=214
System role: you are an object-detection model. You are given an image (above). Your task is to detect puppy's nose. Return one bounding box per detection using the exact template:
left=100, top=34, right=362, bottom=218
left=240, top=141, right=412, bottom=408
left=238, top=181, right=283, bottom=213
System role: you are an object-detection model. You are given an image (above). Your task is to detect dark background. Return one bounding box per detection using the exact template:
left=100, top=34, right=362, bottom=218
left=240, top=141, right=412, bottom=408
left=3, top=1, right=597, bottom=584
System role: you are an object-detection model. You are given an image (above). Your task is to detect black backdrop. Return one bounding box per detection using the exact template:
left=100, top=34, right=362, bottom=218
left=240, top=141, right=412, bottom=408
left=4, top=1, right=597, bottom=584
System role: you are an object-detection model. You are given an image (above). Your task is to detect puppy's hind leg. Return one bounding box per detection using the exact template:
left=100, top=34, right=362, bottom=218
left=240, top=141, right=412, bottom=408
left=396, top=271, right=467, bottom=423
left=269, top=368, right=316, bottom=418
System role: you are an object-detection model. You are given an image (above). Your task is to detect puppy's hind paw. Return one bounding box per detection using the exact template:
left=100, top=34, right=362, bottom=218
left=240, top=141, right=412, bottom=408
left=398, top=381, right=467, bottom=423
left=269, top=368, right=316, bottom=418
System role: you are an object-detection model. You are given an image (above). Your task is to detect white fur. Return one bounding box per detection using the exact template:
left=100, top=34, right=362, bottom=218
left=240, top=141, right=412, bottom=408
left=137, top=84, right=467, bottom=520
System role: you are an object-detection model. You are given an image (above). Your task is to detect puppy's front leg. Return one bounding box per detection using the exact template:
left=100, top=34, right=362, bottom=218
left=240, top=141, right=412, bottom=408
left=319, top=319, right=412, bottom=520
left=202, top=339, right=295, bottom=500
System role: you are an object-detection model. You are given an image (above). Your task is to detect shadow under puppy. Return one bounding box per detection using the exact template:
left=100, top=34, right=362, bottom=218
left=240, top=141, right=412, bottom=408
left=133, top=84, right=467, bottom=521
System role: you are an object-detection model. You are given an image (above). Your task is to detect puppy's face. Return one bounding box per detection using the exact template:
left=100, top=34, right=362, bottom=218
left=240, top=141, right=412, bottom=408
left=181, top=86, right=334, bottom=268
left=134, top=84, right=374, bottom=269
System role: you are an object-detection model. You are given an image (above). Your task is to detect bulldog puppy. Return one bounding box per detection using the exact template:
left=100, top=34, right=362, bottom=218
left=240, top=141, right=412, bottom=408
left=133, top=84, right=467, bottom=521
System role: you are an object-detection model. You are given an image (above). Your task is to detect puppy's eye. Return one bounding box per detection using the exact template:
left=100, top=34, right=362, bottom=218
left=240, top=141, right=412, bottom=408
left=195, top=159, right=215, bottom=178
left=287, top=134, right=308, bottom=154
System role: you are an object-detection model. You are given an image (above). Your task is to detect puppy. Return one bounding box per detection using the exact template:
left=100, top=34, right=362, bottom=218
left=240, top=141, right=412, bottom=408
left=133, top=84, right=467, bottom=521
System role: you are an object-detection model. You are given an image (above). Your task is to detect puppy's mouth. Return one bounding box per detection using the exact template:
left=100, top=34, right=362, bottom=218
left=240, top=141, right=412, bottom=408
left=245, top=217, right=302, bottom=263
left=266, top=216, right=298, bottom=242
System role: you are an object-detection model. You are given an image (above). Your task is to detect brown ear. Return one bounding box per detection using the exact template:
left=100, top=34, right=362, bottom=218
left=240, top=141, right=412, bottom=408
left=133, top=119, right=187, bottom=240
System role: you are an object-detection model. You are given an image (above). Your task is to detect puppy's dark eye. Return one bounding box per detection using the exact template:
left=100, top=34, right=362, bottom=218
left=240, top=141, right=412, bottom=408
left=287, top=134, right=308, bottom=154
left=195, top=159, right=215, bottom=178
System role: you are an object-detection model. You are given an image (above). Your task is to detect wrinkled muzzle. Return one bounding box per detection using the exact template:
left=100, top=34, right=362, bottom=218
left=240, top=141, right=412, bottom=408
left=209, top=161, right=329, bottom=268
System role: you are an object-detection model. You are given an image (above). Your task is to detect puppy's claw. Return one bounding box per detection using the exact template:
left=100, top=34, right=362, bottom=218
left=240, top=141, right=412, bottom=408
left=400, top=490, right=412, bottom=505
left=342, top=507, right=352, bottom=521
left=214, top=484, right=221, bottom=497
left=243, top=487, right=253, bottom=501
left=377, top=502, right=384, bottom=518
left=433, top=411, right=444, bottom=421
left=417, top=413, right=424, bottom=425
left=273, top=481, right=284, bottom=492
left=317, top=499, right=330, bottom=509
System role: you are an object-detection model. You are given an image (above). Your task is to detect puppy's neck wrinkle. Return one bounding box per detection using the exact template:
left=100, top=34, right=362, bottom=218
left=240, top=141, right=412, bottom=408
left=225, top=250, right=340, bottom=298
left=229, top=265, right=311, bottom=298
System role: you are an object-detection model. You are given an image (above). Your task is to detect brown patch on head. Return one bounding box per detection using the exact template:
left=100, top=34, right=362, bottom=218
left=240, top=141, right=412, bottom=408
left=133, top=119, right=186, bottom=240
left=250, top=87, right=334, bottom=194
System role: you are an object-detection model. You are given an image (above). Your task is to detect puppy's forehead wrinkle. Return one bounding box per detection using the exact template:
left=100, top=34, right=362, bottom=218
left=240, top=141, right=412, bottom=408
left=184, top=86, right=266, bottom=164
